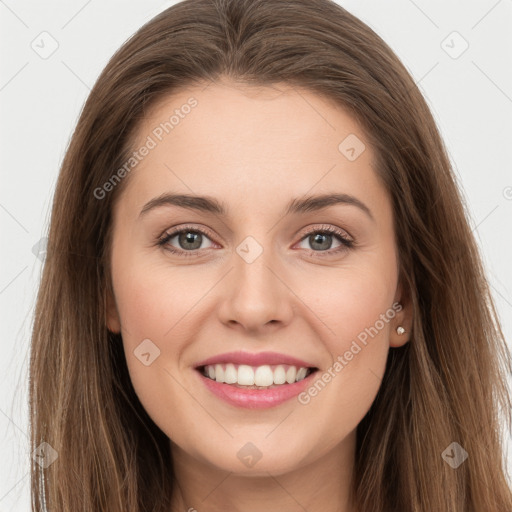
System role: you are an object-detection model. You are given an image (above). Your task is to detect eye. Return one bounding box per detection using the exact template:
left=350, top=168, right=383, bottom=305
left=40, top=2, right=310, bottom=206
left=295, top=225, right=354, bottom=257
left=157, top=225, right=215, bottom=257
left=157, top=223, right=355, bottom=258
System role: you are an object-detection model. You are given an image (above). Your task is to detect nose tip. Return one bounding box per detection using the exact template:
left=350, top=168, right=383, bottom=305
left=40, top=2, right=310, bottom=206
left=217, top=254, right=294, bottom=332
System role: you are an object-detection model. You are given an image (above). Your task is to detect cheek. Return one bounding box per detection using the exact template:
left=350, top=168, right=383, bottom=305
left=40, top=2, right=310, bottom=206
left=293, top=258, right=396, bottom=430
left=301, top=258, right=398, bottom=352
left=110, top=252, right=212, bottom=411
left=111, top=257, right=205, bottom=441
left=111, top=252, right=208, bottom=342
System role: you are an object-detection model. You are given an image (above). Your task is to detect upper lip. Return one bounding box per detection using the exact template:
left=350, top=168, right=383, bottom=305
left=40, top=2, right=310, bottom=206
left=194, top=350, right=318, bottom=369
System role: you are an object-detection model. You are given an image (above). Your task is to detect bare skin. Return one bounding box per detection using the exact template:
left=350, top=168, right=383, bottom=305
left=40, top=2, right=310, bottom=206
left=106, top=77, right=412, bottom=512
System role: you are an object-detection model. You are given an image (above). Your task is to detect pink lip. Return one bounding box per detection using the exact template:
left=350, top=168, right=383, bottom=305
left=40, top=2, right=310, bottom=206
left=194, top=350, right=317, bottom=369
left=196, top=370, right=317, bottom=409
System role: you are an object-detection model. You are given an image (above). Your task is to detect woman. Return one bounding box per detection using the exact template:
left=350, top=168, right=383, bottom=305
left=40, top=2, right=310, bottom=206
left=29, top=0, right=512, bottom=510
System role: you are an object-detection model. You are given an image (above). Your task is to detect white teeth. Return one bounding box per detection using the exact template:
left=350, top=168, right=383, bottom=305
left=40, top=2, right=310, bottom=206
left=273, top=365, right=286, bottom=385
left=237, top=365, right=255, bottom=385
left=296, top=367, right=307, bottom=381
left=215, top=364, right=224, bottom=383
left=254, top=365, right=274, bottom=386
left=285, top=366, right=297, bottom=384
left=224, top=363, right=237, bottom=384
left=202, top=363, right=313, bottom=387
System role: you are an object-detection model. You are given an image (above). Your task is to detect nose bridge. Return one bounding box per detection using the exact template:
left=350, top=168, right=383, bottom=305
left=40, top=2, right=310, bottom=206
left=236, top=235, right=275, bottom=288
left=218, top=232, right=293, bottom=329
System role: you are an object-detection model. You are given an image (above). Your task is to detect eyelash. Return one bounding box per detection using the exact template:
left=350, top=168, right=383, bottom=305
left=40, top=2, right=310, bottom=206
left=156, top=224, right=355, bottom=259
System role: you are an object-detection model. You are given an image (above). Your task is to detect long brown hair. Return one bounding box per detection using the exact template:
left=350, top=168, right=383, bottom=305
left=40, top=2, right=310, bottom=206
left=29, top=0, right=512, bottom=510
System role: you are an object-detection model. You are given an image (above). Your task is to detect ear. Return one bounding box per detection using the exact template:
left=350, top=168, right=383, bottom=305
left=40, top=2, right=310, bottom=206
left=389, top=279, right=413, bottom=348
left=105, top=281, right=121, bottom=334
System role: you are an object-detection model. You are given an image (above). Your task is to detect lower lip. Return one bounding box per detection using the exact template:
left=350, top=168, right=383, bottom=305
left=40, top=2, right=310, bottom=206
left=196, top=370, right=317, bottom=409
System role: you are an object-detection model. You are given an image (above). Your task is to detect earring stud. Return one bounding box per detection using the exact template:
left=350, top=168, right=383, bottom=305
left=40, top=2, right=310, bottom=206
left=396, top=326, right=405, bottom=335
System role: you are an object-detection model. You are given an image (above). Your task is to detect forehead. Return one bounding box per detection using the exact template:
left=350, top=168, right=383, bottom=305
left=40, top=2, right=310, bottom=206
left=136, top=79, right=369, bottom=162
left=119, top=79, right=388, bottom=221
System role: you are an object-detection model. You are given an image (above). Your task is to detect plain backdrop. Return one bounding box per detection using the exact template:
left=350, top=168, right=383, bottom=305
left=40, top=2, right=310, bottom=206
left=1, top=0, right=511, bottom=509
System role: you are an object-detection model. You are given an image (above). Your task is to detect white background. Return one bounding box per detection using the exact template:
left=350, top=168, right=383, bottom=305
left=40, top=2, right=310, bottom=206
left=1, top=0, right=511, bottom=509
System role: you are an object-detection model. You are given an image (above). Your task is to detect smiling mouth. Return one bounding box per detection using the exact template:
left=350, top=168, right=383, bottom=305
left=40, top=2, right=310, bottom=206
left=197, top=363, right=319, bottom=389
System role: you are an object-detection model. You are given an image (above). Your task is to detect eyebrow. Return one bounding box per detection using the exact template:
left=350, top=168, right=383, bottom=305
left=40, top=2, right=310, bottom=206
left=139, top=192, right=374, bottom=221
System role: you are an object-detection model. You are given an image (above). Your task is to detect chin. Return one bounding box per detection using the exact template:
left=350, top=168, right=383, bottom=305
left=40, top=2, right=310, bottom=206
left=197, top=441, right=310, bottom=476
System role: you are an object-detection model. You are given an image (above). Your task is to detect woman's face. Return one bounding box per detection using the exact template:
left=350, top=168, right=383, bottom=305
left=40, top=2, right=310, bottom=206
left=106, top=79, right=411, bottom=477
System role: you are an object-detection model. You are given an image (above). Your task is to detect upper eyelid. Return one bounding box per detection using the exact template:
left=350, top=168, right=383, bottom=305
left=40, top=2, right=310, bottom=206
left=160, top=224, right=216, bottom=242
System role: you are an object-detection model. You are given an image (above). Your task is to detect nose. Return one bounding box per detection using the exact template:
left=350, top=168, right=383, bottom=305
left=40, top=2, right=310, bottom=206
left=216, top=243, right=295, bottom=334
